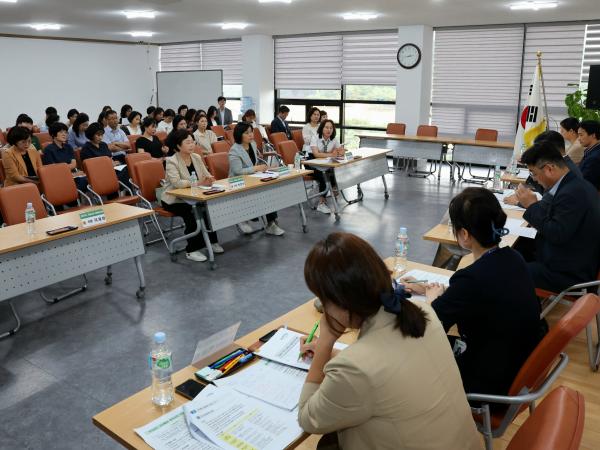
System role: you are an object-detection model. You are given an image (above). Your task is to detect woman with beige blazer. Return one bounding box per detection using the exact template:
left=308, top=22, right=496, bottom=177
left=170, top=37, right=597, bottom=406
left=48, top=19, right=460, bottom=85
left=2, top=126, right=42, bottom=187
left=299, top=232, right=482, bottom=450
left=161, top=129, right=223, bottom=262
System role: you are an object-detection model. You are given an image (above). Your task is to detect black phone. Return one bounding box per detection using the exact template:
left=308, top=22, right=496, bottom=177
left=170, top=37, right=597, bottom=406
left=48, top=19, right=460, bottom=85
left=46, top=225, right=78, bottom=236
left=259, top=329, right=278, bottom=343
left=175, top=379, right=206, bottom=400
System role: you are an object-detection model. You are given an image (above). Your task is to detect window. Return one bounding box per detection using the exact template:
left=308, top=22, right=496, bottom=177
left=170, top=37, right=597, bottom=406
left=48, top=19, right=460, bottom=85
left=581, top=23, right=600, bottom=88
left=345, top=85, right=396, bottom=102
left=223, top=85, right=243, bottom=98
left=343, top=129, right=388, bottom=150
left=277, top=89, right=341, bottom=100
left=344, top=103, right=395, bottom=129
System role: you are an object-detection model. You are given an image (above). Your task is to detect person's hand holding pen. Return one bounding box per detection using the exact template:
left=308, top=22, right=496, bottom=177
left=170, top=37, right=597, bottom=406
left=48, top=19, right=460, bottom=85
left=399, top=276, right=428, bottom=295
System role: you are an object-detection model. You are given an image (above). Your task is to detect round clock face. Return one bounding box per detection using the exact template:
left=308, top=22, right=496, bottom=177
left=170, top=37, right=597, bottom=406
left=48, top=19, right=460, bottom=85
left=397, top=43, right=422, bottom=69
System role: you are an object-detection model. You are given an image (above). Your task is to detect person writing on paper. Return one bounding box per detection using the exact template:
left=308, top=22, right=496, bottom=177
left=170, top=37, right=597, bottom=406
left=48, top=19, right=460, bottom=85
left=407, top=188, right=544, bottom=399
left=560, top=117, right=584, bottom=164
left=161, top=129, right=223, bottom=262
left=228, top=122, right=285, bottom=236
left=298, top=232, right=481, bottom=450
left=307, top=119, right=344, bottom=215
left=193, top=115, right=218, bottom=155
left=2, top=126, right=42, bottom=186
left=514, top=141, right=600, bottom=292
left=302, top=107, right=321, bottom=154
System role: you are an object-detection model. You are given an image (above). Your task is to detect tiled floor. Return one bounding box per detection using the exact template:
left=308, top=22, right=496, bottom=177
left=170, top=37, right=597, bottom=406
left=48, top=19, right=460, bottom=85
left=0, top=166, right=463, bottom=449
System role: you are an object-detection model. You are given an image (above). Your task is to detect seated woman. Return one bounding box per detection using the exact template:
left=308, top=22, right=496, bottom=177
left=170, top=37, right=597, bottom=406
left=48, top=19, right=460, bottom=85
left=192, top=115, right=217, bottom=155
left=43, top=122, right=87, bottom=192
left=124, top=111, right=142, bottom=136
left=136, top=117, right=169, bottom=159
left=120, top=104, right=132, bottom=126
left=2, top=126, right=42, bottom=187
left=156, top=109, right=175, bottom=134
left=206, top=106, right=219, bottom=129
left=68, top=113, right=90, bottom=150
left=308, top=119, right=345, bottom=215
left=161, top=130, right=223, bottom=262
left=298, top=232, right=481, bottom=450
left=241, top=109, right=268, bottom=141
left=184, top=109, right=197, bottom=132
left=408, top=187, right=545, bottom=399
left=165, top=115, right=188, bottom=156
left=302, top=107, right=321, bottom=154
left=15, top=114, right=42, bottom=151
left=228, top=122, right=285, bottom=236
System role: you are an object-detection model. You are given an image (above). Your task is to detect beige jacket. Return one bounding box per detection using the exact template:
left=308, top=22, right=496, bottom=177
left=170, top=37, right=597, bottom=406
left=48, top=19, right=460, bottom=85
left=566, top=140, right=585, bottom=164
left=161, top=152, right=211, bottom=204
left=193, top=129, right=218, bottom=155
left=298, top=303, right=482, bottom=450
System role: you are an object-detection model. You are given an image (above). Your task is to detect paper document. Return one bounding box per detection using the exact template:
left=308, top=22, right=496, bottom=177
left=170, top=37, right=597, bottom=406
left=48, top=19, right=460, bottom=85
left=399, top=269, right=451, bottom=302
left=134, top=406, right=221, bottom=450
left=256, top=328, right=347, bottom=371
left=515, top=168, right=530, bottom=179
left=214, top=359, right=306, bottom=410
left=199, top=184, right=226, bottom=191
left=249, top=172, right=279, bottom=178
left=505, top=218, right=537, bottom=239
left=184, top=385, right=303, bottom=450
left=495, top=190, right=525, bottom=211
left=114, top=164, right=127, bottom=171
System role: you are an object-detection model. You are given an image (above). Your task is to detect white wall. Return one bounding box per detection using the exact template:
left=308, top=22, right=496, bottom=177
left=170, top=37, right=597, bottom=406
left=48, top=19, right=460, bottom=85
left=0, top=37, right=159, bottom=129
left=242, top=35, right=274, bottom=124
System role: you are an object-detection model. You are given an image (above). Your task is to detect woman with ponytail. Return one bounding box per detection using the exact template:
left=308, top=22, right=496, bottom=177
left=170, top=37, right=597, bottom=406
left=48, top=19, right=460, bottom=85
left=298, top=232, right=481, bottom=450
left=409, top=187, right=545, bottom=400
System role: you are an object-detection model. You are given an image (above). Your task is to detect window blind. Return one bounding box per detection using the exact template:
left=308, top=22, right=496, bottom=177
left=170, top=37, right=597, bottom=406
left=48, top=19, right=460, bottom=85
left=520, top=23, right=586, bottom=122
left=275, top=35, right=342, bottom=90
left=431, top=27, right=524, bottom=139
left=159, top=43, right=201, bottom=71
left=341, top=32, right=398, bottom=85
left=581, top=23, right=600, bottom=84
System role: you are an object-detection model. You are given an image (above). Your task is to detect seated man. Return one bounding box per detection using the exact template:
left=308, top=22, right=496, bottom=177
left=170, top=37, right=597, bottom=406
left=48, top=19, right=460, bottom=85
left=515, top=141, right=600, bottom=292
left=270, top=105, right=292, bottom=139
left=102, top=109, right=131, bottom=158
left=578, top=120, right=600, bottom=190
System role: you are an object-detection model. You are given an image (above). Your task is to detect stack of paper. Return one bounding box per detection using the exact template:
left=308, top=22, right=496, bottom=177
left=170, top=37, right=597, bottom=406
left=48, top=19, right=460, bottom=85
left=495, top=189, right=525, bottom=211
left=398, top=269, right=451, bottom=302
left=505, top=218, right=537, bottom=239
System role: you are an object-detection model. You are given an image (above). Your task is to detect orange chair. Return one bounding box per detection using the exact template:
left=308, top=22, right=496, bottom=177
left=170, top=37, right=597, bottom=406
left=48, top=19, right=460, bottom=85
left=506, top=386, right=584, bottom=450
left=74, top=148, right=83, bottom=170
left=253, top=127, right=264, bottom=151
left=468, top=293, right=600, bottom=450
left=211, top=125, right=226, bottom=138
left=475, top=128, right=499, bottom=142
left=0, top=183, right=48, bottom=225
left=83, top=156, right=139, bottom=205
left=0, top=130, right=7, bottom=145
left=416, top=125, right=438, bottom=137
left=34, top=132, right=52, bottom=145
left=155, top=131, right=167, bottom=144
left=41, top=141, right=52, bottom=151
left=386, top=123, right=406, bottom=135
left=268, top=132, right=287, bottom=154
left=125, top=152, right=152, bottom=190
left=278, top=140, right=299, bottom=166
left=225, top=130, right=234, bottom=145
left=291, top=129, right=304, bottom=151
left=206, top=153, right=229, bottom=180
left=211, top=140, right=231, bottom=154
left=0, top=160, right=5, bottom=186
left=38, top=163, right=92, bottom=214
left=127, top=134, right=141, bottom=153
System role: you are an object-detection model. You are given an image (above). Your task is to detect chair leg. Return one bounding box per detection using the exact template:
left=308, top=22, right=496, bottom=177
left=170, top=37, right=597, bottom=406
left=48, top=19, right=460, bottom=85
left=38, top=274, right=88, bottom=304
left=481, top=404, right=494, bottom=450
left=586, top=318, right=600, bottom=372
left=0, top=301, right=21, bottom=339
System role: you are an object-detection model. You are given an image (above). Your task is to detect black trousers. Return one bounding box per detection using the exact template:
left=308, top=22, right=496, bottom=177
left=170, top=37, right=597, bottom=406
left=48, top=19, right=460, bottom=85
left=161, top=201, right=218, bottom=253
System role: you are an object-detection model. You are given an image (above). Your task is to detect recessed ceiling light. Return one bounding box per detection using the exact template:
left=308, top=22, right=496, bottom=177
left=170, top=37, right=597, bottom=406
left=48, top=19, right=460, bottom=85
left=129, top=31, right=154, bottom=37
left=29, top=23, right=62, bottom=31
left=258, top=0, right=292, bottom=3
left=221, top=22, right=249, bottom=30
left=342, top=12, right=380, bottom=21
left=510, top=1, right=558, bottom=10
left=123, top=10, right=156, bottom=19
left=0, top=0, right=18, bottom=3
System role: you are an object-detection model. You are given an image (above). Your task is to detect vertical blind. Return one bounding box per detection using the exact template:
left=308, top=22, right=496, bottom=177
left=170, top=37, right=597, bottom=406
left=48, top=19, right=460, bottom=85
left=431, top=27, right=525, bottom=139
left=159, top=40, right=242, bottom=85
left=581, top=23, right=600, bottom=84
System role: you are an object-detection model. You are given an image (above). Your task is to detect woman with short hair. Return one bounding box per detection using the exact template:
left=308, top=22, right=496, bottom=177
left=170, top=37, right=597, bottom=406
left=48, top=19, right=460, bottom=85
left=2, top=126, right=42, bottom=186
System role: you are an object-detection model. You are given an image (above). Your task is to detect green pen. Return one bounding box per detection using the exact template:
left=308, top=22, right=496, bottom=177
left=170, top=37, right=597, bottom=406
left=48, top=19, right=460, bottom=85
left=299, top=320, right=320, bottom=360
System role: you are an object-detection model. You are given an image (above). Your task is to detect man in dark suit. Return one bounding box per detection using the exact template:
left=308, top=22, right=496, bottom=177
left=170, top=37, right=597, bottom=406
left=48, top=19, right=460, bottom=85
left=270, top=105, right=292, bottom=139
left=578, top=120, right=600, bottom=190
left=215, top=96, right=233, bottom=128
left=516, top=141, right=600, bottom=292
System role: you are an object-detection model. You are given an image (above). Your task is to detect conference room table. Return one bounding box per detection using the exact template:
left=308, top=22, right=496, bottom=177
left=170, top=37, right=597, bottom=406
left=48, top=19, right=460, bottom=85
left=0, top=203, right=152, bottom=338
left=168, top=169, right=312, bottom=269
left=92, top=259, right=453, bottom=450
left=357, top=132, right=513, bottom=182
left=501, top=168, right=530, bottom=186
left=301, top=147, right=390, bottom=221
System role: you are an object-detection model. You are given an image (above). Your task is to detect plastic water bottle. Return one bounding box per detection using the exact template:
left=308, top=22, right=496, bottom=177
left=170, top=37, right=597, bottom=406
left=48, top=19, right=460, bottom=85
left=493, top=165, right=502, bottom=191
left=150, top=332, right=174, bottom=406
left=25, top=202, right=36, bottom=236
left=190, top=171, right=198, bottom=194
left=294, top=152, right=302, bottom=170
left=509, top=157, right=518, bottom=175
left=394, top=227, right=409, bottom=274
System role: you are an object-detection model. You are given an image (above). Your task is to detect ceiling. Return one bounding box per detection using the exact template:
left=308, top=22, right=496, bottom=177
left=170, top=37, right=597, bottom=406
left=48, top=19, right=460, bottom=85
left=0, top=0, right=597, bottom=44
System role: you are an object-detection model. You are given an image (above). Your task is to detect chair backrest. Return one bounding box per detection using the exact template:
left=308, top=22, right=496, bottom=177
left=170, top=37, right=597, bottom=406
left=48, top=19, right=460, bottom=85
left=508, top=294, right=600, bottom=412
left=416, top=125, right=438, bottom=137
left=155, top=131, right=167, bottom=144
left=83, top=156, right=119, bottom=196
left=34, top=132, right=52, bottom=145
left=125, top=152, right=152, bottom=186
left=135, top=159, right=165, bottom=203
left=211, top=125, right=226, bottom=138
left=386, top=123, right=406, bottom=135
left=0, top=130, right=7, bottom=145
left=0, top=160, right=5, bottom=186
left=41, top=141, right=52, bottom=150
left=291, top=129, right=304, bottom=151
left=206, top=152, right=229, bottom=180
left=127, top=134, right=141, bottom=153
left=269, top=132, right=287, bottom=153
left=0, top=183, right=48, bottom=225
left=211, top=140, right=231, bottom=154
left=278, top=140, right=299, bottom=165
left=475, top=128, right=499, bottom=142
left=38, top=163, right=79, bottom=207
left=506, top=386, right=584, bottom=450
left=225, top=130, right=234, bottom=145
left=74, top=148, right=82, bottom=170
left=253, top=127, right=264, bottom=151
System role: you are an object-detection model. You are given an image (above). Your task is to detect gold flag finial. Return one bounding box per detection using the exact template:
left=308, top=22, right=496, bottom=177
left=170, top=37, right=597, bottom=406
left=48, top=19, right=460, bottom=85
left=536, top=50, right=542, bottom=58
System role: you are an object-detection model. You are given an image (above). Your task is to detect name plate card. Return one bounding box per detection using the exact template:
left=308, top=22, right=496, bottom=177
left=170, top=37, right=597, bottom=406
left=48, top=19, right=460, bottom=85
left=79, top=209, right=106, bottom=228
left=344, top=151, right=354, bottom=161
left=228, top=176, right=246, bottom=190
left=273, top=166, right=291, bottom=176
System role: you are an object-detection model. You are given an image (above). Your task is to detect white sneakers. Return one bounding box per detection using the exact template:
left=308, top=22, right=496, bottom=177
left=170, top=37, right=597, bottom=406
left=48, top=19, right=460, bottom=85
left=185, top=251, right=207, bottom=262
left=265, top=222, right=285, bottom=236
left=211, top=243, right=225, bottom=254
left=237, top=221, right=253, bottom=234
left=316, top=202, right=331, bottom=214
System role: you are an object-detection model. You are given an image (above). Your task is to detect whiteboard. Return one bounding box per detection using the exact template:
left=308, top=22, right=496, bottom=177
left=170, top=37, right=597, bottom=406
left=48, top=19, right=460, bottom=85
left=156, top=70, right=223, bottom=111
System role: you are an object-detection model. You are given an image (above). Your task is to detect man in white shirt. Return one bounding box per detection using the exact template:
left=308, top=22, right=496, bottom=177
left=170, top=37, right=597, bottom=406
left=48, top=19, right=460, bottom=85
left=216, top=96, right=233, bottom=127
left=103, top=110, right=131, bottom=155
left=157, top=109, right=175, bottom=134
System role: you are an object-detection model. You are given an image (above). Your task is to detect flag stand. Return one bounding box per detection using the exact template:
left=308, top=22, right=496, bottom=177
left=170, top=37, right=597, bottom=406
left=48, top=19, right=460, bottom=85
left=537, top=50, right=550, bottom=130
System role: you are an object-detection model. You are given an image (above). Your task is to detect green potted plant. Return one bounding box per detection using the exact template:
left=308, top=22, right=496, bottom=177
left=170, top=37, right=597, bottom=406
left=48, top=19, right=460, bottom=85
left=565, top=84, right=600, bottom=121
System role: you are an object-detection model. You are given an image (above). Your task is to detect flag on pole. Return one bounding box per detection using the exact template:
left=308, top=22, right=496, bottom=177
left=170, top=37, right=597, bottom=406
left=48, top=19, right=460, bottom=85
left=513, top=58, right=547, bottom=159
